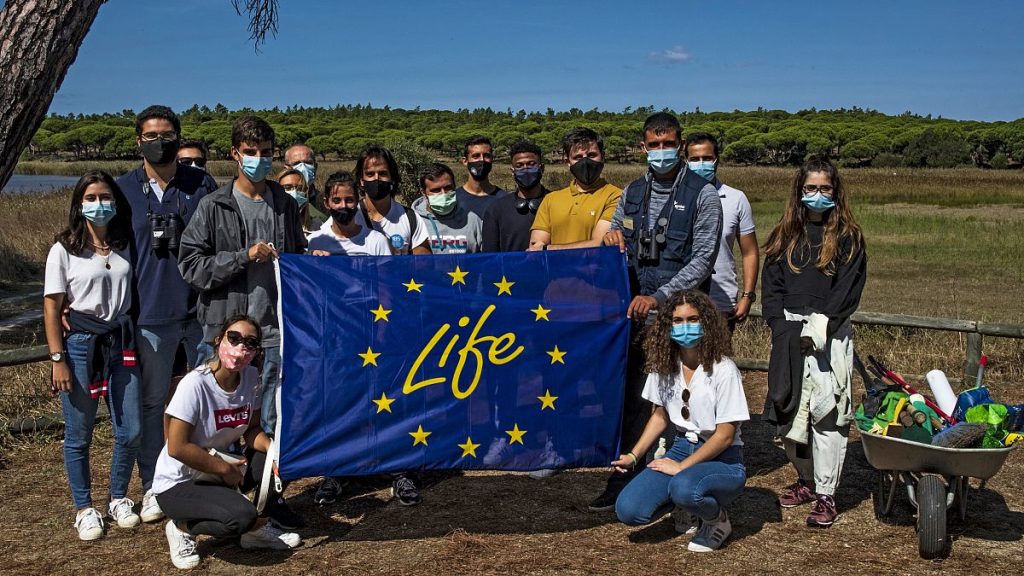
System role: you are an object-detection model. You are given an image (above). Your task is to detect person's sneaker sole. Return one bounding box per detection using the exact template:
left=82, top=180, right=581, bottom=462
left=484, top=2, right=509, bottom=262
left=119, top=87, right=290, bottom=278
left=77, top=526, right=104, bottom=541
left=141, top=510, right=165, bottom=523
left=114, top=514, right=142, bottom=529
left=390, top=487, right=421, bottom=506
left=587, top=502, right=616, bottom=512
left=806, top=515, right=838, bottom=528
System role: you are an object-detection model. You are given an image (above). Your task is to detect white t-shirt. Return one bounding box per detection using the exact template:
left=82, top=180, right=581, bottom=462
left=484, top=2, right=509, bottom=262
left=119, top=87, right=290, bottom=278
left=710, top=182, right=756, bottom=313
left=351, top=200, right=430, bottom=254
left=641, top=357, right=749, bottom=446
left=43, top=242, right=132, bottom=322
left=151, top=365, right=261, bottom=495
left=307, top=222, right=391, bottom=256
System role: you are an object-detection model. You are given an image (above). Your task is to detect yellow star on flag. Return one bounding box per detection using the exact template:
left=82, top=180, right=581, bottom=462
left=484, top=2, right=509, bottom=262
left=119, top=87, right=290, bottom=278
left=448, top=265, right=468, bottom=285
left=531, top=305, right=551, bottom=321
left=372, top=392, right=395, bottom=413
left=494, top=276, right=515, bottom=296
left=547, top=345, right=566, bottom=365
left=538, top=389, right=558, bottom=410
left=370, top=304, right=392, bottom=322
left=403, top=278, right=423, bottom=293
left=358, top=347, right=380, bottom=367
left=409, top=425, right=431, bottom=446
left=506, top=424, right=527, bottom=445
left=458, top=437, right=480, bottom=458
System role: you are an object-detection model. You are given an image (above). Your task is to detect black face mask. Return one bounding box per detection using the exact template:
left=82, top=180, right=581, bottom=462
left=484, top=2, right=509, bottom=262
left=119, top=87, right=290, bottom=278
left=513, top=165, right=544, bottom=190
left=362, top=180, right=394, bottom=201
left=140, top=138, right=180, bottom=165
left=570, top=157, right=604, bottom=188
left=467, top=161, right=492, bottom=181
left=331, top=207, right=357, bottom=226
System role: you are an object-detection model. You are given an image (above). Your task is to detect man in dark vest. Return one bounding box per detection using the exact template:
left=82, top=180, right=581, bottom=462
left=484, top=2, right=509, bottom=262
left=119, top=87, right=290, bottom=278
left=590, top=112, right=723, bottom=512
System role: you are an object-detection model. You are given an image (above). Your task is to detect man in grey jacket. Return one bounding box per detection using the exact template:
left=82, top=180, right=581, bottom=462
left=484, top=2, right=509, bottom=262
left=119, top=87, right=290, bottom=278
left=411, top=162, right=483, bottom=254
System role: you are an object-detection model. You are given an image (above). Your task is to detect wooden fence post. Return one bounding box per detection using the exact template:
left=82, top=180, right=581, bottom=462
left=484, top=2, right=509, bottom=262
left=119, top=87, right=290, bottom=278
left=964, top=332, right=983, bottom=382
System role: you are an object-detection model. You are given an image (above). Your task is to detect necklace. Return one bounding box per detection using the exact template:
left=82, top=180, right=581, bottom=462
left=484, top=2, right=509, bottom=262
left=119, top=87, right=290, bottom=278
left=89, top=240, right=111, bottom=269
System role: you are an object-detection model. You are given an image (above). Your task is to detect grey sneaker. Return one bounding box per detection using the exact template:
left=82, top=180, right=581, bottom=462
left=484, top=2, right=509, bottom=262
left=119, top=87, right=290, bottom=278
left=240, top=522, right=301, bottom=550
left=687, top=509, right=731, bottom=552
left=673, top=506, right=697, bottom=535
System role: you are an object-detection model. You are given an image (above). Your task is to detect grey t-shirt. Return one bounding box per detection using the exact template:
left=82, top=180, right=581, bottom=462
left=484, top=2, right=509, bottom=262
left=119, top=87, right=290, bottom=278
left=233, top=187, right=280, bottom=345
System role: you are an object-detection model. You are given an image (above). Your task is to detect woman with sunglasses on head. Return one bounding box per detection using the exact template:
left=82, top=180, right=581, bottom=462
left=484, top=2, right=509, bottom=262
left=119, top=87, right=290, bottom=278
left=761, top=155, right=866, bottom=528
left=151, top=315, right=301, bottom=569
left=613, top=289, right=749, bottom=553
left=278, top=167, right=326, bottom=235
left=44, top=171, right=142, bottom=541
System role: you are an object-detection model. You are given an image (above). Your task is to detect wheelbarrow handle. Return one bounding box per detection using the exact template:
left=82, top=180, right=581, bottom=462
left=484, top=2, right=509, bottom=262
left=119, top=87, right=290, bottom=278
left=867, top=355, right=958, bottom=425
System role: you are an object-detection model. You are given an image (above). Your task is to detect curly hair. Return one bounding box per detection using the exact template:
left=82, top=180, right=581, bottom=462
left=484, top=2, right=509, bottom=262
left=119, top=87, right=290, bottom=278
left=643, top=290, right=732, bottom=376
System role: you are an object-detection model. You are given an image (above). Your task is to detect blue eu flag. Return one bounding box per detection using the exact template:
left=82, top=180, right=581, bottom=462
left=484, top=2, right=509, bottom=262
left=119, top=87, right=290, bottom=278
left=276, top=247, right=630, bottom=479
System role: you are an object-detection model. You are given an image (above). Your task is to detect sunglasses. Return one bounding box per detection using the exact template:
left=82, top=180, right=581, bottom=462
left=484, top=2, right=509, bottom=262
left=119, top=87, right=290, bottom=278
left=679, top=388, right=691, bottom=420
left=177, top=157, right=207, bottom=168
left=225, top=330, right=260, bottom=351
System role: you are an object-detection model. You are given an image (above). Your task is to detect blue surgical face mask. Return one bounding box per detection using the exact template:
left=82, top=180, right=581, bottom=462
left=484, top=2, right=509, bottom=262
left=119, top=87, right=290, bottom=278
left=687, top=160, right=716, bottom=181
left=647, top=148, right=679, bottom=174
left=82, top=200, right=117, bottom=226
left=801, top=192, right=836, bottom=213
left=670, top=323, right=704, bottom=348
left=292, top=162, right=316, bottom=185
left=287, top=190, right=308, bottom=209
left=240, top=155, right=272, bottom=182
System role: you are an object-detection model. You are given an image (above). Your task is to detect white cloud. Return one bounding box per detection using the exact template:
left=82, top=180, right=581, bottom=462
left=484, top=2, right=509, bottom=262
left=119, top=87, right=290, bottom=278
left=649, top=45, right=691, bottom=63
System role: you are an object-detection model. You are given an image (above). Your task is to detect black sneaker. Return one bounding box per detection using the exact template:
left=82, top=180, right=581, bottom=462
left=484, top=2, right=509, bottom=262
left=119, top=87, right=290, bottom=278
left=391, top=475, right=422, bottom=506
left=267, top=496, right=306, bottom=530
left=314, top=476, right=343, bottom=506
left=588, top=486, right=620, bottom=512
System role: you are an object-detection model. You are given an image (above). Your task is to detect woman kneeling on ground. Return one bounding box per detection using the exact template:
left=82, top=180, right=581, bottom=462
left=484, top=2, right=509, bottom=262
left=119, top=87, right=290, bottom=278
left=44, top=170, right=142, bottom=540
left=150, top=315, right=301, bottom=569
left=613, top=289, right=749, bottom=552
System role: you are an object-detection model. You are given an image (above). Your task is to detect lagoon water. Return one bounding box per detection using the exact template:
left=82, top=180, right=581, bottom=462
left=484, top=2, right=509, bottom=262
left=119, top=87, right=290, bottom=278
left=2, top=174, right=80, bottom=195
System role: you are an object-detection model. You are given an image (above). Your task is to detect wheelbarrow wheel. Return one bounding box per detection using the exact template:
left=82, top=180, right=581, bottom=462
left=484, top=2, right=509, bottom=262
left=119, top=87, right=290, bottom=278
left=917, top=474, right=950, bottom=559
left=873, top=470, right=899, bottom=523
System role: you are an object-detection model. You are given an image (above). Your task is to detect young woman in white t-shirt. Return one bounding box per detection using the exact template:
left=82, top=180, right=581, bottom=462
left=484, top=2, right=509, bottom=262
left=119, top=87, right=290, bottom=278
left=307, top=172, right=391, bottom=256
left=152, top=316, right=301, bottom=569
left=613, top=289, right=750, bottom=553
left=43, top=171, right=142, bottom=541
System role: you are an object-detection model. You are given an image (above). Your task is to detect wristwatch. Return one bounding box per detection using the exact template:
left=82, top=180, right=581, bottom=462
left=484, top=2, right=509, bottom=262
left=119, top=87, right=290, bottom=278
left=50, top=351, right=66, bottom=363
left=739, top=291, right=757, bottom=302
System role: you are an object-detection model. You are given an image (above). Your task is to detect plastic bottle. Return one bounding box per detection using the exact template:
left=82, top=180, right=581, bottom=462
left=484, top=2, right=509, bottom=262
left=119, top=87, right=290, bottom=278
left=926, top=369, right=957, bottom=418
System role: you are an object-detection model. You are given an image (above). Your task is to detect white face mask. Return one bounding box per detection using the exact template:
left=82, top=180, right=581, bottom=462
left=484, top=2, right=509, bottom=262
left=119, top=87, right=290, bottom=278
left=292, top=162, right=316, bottom=185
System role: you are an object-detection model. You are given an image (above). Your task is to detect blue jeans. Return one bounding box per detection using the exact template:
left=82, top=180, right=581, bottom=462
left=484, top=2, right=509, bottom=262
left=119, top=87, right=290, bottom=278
left=61, top=331, right=142, bottom=509
left=260, top=345, right=282, bottom=435
left=616, top=434, right=746, bottom=524
left=136, top=319, right=205, bottom=490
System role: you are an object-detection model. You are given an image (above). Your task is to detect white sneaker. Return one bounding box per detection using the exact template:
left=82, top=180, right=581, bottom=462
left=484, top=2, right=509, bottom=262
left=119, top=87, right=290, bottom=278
left=74, top=508, right=105, bottom=541
left=107, top=497, right=141, bottom=529
left=141, top=490, right=165, bottom=523
left=528, top=440, right=566, bottom=480
left=240, top=522, right=301, bottom=550
left=482, top=437, right=509, bottom=466
left=165, top=520, right=200, bottom=569
left=687, top=509, right=732, bottom=552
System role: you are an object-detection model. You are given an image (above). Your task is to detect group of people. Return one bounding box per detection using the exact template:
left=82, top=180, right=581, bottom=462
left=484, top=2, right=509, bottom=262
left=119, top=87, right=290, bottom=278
left=42, top=105, right=866, bottom=568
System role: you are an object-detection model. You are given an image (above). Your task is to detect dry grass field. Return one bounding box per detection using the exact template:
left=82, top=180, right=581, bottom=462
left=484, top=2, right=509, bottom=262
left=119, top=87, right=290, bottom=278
left=0, top=164, right=1022, bottom=574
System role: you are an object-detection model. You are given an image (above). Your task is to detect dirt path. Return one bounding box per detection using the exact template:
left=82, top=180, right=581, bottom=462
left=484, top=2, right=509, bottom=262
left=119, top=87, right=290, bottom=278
left=0, top=372, right=1020, bottom=575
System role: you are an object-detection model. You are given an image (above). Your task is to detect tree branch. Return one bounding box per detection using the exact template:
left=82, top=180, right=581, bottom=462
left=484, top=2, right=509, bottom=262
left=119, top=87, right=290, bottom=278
left=231, top=0, right=278, bottom=50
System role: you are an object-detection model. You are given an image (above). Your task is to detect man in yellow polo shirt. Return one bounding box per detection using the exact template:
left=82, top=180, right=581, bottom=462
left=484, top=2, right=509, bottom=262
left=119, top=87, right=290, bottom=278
left=528, top=127, right=621, bottom=251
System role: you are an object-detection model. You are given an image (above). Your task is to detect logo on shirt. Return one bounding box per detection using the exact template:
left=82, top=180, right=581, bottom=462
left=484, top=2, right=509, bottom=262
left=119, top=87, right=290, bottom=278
left=214, top=405, right=251, bottom=430
left=673, top=202, right=687, bottom=212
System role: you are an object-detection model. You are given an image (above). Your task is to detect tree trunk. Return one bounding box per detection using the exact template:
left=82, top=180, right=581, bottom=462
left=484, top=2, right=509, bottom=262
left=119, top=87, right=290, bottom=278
left=0, top=0, right=105, bottom=193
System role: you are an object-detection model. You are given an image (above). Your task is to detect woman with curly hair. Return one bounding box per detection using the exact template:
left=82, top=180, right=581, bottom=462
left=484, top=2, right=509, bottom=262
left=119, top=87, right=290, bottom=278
left=761, top=156, right=866, bottom=528
left=613, top=289, right=749, bottom=552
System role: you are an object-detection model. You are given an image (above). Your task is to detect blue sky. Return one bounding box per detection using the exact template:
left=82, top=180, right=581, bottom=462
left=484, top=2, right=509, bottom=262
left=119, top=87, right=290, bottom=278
left=46, top=0, right=1024, bottom=121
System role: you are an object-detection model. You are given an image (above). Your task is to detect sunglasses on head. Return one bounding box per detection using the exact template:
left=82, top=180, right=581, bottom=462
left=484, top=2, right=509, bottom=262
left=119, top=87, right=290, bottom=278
left=225, top=330, right=260, bottom=351
left=177, top=157, right=207, bottom=168
left=679, top=387, right=691, bottom=420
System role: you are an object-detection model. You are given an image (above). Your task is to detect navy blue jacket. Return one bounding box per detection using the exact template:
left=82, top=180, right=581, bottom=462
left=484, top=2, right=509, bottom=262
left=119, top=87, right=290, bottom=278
left=116, top=165, right=219, bottom=326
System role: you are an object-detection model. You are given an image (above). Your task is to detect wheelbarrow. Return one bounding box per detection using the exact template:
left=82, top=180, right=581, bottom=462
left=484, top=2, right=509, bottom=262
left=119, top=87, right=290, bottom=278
left=860, top=431, right=1017, bottom=559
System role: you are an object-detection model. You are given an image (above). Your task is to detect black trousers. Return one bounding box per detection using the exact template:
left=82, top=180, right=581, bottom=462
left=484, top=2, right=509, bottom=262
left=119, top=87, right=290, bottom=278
left=156, top=448, right=276, bottom=538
